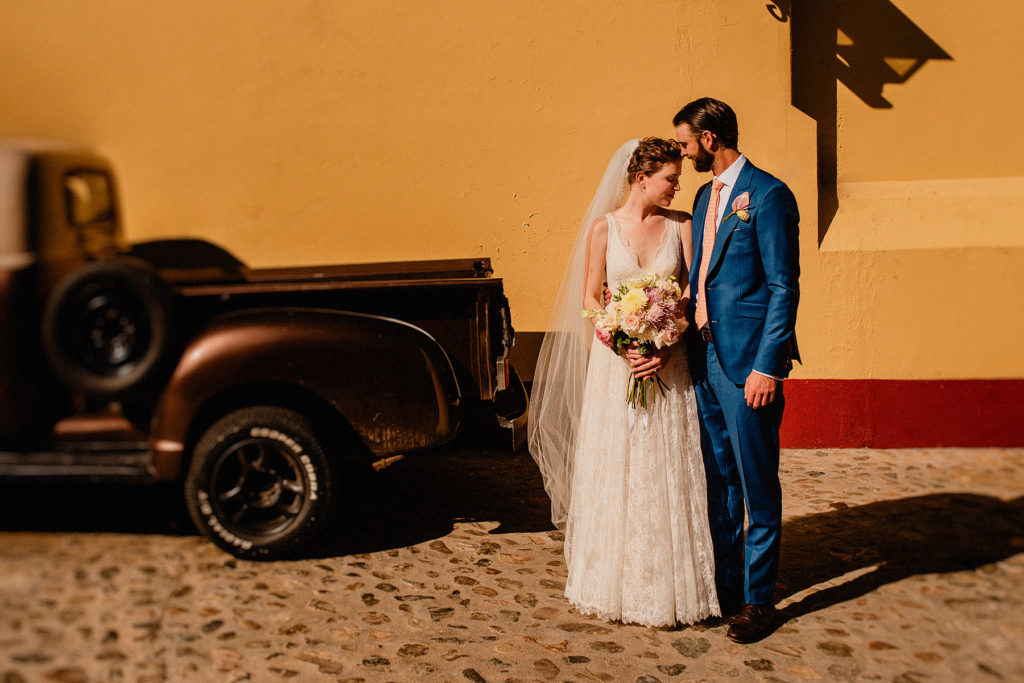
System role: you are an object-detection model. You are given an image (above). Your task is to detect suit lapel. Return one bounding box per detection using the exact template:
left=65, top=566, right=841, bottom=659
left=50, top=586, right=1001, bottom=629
left=707, top=159, right=756, bottom=277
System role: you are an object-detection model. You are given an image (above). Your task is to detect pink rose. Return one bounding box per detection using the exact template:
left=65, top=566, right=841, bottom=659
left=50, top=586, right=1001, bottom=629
left=623, top=314, right=642, bottom=333
left=594, top=326, right=613, bottom=348
left=732, top=191, right=751, bottom=212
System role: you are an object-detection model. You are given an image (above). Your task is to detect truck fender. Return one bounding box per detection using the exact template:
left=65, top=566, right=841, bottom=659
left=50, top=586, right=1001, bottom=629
left=150, top=308, right=461, bottom=478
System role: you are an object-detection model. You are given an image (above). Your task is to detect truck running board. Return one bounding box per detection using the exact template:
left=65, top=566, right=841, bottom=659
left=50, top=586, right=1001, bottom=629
left=0, top=448, right=154, bottom=482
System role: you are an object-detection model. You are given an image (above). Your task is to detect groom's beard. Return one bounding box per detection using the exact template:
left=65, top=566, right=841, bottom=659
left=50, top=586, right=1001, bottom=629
left=690, top=145, right=713, bottom=173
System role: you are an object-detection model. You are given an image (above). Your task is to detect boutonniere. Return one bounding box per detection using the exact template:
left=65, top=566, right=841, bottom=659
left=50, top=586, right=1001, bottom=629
left=722, top=191, right=754, bottom=223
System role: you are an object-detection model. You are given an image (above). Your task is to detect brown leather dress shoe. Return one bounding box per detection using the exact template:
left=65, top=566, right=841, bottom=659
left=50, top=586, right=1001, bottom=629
left=726, top=603, right=776, bottom=643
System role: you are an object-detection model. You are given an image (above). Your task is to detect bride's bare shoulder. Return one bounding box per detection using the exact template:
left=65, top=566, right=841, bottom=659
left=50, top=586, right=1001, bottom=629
left=589, top=214, right=610, bottom=237
left=665, top=210, right=693, bottom=251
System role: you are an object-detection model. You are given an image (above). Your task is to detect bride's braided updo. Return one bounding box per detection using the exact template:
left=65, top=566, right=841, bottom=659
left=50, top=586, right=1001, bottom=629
left=626, top=137, right=682, bottom=185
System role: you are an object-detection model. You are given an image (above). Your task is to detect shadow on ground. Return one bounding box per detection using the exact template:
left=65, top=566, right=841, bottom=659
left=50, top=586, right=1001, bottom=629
left=3, top=449, right=1022, bottom=622
left=323, top=446, right=557, bottom=556
left=776, top=493, right=1024, bottom=621
left=0, top=445, right=556, bottom=550
left=0, top=479, right=194, bottom=535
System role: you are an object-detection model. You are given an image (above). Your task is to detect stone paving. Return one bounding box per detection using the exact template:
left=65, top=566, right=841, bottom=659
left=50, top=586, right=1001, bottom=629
left=1, top=446, right=1022, bottom=682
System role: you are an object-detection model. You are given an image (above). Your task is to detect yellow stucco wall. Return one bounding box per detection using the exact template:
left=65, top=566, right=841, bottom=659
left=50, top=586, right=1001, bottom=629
left=1, top=1, right=1020, bottom=380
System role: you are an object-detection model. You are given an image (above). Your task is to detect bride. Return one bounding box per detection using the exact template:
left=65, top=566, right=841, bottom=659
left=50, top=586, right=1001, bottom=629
left=529, top=138, right=719, bottom=627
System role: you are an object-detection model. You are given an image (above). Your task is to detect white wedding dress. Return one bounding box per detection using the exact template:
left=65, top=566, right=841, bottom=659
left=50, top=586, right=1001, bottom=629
left=563, top=212, right=720, bottom=627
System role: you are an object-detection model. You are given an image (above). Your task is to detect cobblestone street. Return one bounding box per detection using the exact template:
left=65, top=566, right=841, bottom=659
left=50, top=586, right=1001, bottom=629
left=1, top=446, right=1022, bottom=682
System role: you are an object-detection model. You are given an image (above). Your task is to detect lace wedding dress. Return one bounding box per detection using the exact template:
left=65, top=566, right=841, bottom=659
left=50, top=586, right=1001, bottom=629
left=563, top=212, right=720, bottom=627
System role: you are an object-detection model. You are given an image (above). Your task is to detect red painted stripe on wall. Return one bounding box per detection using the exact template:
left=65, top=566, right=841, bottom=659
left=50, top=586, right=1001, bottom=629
left=781, top=379, right=1024, bottom=448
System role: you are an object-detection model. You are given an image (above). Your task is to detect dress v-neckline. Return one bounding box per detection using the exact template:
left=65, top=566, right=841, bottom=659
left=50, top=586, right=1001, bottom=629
left=608, top=212, right=675, bottom=272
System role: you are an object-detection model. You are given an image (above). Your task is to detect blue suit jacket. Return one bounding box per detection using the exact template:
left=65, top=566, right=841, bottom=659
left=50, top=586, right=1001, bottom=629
left=688, top=159, right=801, bottom=385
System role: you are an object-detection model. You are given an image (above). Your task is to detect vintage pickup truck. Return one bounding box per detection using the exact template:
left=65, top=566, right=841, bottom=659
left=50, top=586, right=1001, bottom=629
left=0, top=140, right=527, bottom=560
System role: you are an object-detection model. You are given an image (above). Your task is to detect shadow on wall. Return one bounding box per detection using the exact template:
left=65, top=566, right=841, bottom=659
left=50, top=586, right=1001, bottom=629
left=767, top=0, right=952, bottom=245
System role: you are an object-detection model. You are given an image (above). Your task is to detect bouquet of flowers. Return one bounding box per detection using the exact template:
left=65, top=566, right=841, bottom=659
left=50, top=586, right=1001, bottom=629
left=582, top=274, right=687, bottom=409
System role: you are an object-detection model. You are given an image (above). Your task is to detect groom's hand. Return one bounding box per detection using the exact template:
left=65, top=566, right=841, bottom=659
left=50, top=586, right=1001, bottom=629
left=627, top=346, right=671, bottom=379
left=744, top=371, right=777, bottom=409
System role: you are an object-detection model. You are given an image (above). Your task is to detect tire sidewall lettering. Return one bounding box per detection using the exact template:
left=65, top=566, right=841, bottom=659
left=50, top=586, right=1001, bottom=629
left=196, top=490, right=253, bottom=550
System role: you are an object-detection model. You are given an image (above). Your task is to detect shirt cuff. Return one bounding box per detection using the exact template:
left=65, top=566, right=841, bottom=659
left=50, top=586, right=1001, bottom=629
left=753, top=369, right=784, bottom=381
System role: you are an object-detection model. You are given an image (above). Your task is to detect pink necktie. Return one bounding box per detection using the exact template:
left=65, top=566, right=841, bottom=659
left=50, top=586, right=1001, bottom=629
left=695, top=178, right=725, bottom=330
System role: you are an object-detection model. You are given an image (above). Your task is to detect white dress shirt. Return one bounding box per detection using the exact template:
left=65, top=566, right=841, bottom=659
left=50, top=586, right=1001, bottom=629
left=710, top=154, right=746, bottom=229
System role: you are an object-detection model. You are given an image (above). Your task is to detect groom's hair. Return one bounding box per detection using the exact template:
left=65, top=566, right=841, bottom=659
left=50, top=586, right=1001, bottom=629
left=673, top=97, right=739, bottom=150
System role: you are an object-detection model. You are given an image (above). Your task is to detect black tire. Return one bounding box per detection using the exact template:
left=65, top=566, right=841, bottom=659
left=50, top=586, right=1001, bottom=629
left=184, top=406, right=337, bottom=561
left=42, top=259, right=174, bottom=398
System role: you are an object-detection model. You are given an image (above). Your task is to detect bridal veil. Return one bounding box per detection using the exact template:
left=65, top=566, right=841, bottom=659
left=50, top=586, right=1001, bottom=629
left=527, top=138, right=639, bottom=529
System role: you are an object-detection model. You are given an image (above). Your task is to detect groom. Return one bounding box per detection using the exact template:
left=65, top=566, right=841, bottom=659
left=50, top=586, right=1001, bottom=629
left=635, top=97, right=800, bottom=642
left=679, top=97, right=800, bottom=642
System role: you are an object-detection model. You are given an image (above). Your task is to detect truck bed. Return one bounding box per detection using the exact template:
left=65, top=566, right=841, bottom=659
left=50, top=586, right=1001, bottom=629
left=129, top=245, right=514, bottom=402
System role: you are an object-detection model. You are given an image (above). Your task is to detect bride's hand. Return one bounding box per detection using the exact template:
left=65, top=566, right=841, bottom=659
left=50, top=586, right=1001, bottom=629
left=626, top=345, right=672, bottom=379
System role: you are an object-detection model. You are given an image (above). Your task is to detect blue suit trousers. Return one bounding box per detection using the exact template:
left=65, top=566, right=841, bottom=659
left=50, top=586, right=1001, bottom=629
left=692, top=337, right=784, bottom=606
